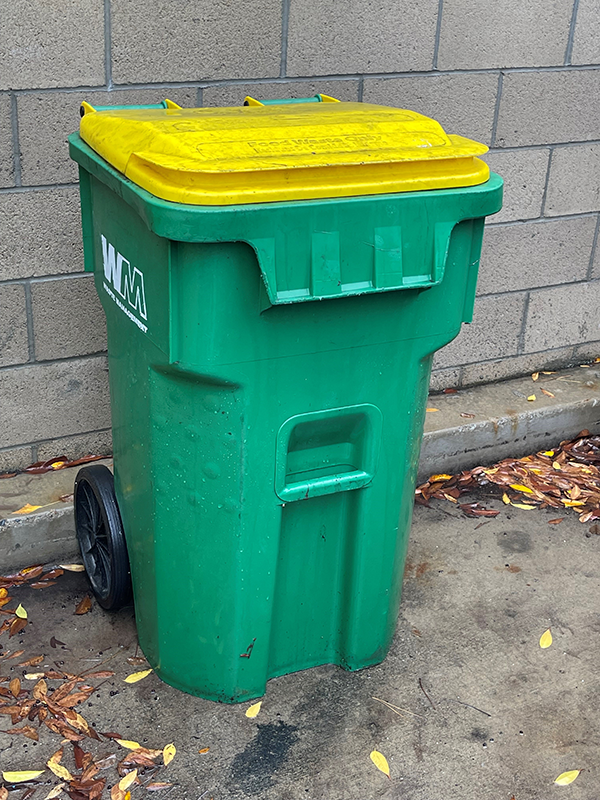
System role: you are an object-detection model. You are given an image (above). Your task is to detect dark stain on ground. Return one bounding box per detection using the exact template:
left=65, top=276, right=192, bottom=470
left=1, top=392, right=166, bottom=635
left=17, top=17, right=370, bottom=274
left=470, top=726, right=490, bottom=741
left=230, top=721, right=299, bottom=796
left=416, top=561, right=430, bottom=578
left=496, top=530, right=532, bottom=554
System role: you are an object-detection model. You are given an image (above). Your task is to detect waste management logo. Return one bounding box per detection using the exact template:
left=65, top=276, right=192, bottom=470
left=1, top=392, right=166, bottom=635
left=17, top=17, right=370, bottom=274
left=101, top=235, right=148, bottom=333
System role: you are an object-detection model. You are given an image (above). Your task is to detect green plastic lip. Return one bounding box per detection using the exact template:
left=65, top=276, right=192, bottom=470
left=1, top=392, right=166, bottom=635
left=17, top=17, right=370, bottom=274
left=245, top=95, right=326, bottom=106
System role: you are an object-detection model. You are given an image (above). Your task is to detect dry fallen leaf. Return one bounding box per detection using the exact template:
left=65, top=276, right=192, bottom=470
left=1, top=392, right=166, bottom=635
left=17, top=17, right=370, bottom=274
left=554, top=769, right=581, bottom=785
left=198, top=747, right=210, bottom=754
left=74, top=596, right=92, bottom=615
left=124, top=668, right=153, bottom=684
left=512, top=503, right=537, bottom=510
left=2, top=771, right=45, bottom=783
left=116, top=739, right=142, bottom=750
left=12, top=504, right=42, bottom=515
left=146, top=784, right=174, bottom=792
left=510, top=483, right=533, bottom=494
left=502, top=493, right=511, bottom=504
left=460, top=412, right=475, bottom=418
left=163, top=743, right=176, bottom=766
left=532, top=372, right=539, bottom=381
left=24, top=672, right=45, bottom=680
left=118, top=770, right=138, bottom=791
left=527, top=394, right=536, bottom=402
left=245, top=702, right=262, bottom=719
left=540, top=628, right=553, bottom=649
left=548, top=518, right=564, bottom=525
left=541, top=388, right=555, bottom=398
left=15, top=603, right=27, bottom=619
left=0, top=788, right=8, bottom=800
left=426, top=408, right=439, bottom=413
left=43, top=785, right=65, bottom=800
left=18, top=655, right=44, bottom=667
left=59, top=564, right=86, bottom=572
left=370, top=750, right=390, bottom=779
left=46, top=761, right=73, bottom=782
left=429, top=474, right=453, bottom=482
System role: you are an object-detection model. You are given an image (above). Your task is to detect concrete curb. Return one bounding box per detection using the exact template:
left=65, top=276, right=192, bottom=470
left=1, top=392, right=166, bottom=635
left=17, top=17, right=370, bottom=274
left=1, top=367, right=598, bottom=571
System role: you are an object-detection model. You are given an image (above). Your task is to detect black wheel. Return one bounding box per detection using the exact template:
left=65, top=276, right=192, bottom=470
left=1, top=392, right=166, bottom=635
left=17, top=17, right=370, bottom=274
left=74, top=464, right=132, bottom=611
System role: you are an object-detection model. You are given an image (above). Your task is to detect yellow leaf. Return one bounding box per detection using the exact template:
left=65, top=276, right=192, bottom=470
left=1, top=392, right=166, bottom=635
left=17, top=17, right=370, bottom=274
left=555, top=770, right=581, bottom=785
left=15, top=604, right=27, bottom=619
left=118, top=770, right=138, bottom=791
left=0, top=588, right=7, bottom=599
left=198, top=747, right=210, bottom=754
left=245, top=701, right=262, bottom=718
left=512, top=503, right=536, bottom=510
left=543, top=450, right=555, bottom=456
left=542, top=370, right=556, bottom=374
left=541, top=388, right=555, bottom=398
left=370, top=750, right=390, bottom=778
left=426, top=408, right=439, bottom=413
left=527, top=394, right=536, bottom=402
left=47, top=762, right=73, bottom=781
left=502, top=493, right=511, bottom=504
left=48, top=748, right=63, bottom=765
left=563, top=500, right=585, bottom=507
left=540, top=628, right=553, bottom=649
left=43, top=785, right=65, bottom=800
left=429, top=474, right=453, bottom=482
left=2, top=771, right=45, bottom=783
left=532, top=372, right=539, bottom=381
left=124, top=668, right=153, bottom=684
left=116, top=739, right=142, bottom=750
left=12, top=504, right=42, bottom=515
left=509, top=484, right=533, bottom=494
left=163, top=743, right=176, bottom=766
left=59, top=564, right=85, bottom=572
left=125, top=794, right=131, bottom=800
left=553, top=461, right=562, bottom=470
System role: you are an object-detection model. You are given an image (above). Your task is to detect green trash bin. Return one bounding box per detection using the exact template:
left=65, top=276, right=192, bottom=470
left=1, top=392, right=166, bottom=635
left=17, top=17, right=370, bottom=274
left=69, top=96, right=502, bottom=702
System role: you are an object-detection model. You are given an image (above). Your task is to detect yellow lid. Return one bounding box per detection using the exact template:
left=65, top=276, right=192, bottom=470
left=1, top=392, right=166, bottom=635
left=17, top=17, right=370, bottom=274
left=79, top=100, right=489, bottom=205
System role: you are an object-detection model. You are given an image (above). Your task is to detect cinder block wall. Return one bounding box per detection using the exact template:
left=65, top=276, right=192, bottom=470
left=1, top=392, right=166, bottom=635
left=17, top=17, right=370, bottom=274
left=1, top=0, right=599, bottom=470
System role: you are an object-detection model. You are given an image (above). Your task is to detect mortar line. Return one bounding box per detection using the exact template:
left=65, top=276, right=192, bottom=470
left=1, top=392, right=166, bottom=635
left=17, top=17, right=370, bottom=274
left=9, top=94, right=22, bottom=186
left=0, top=272, right=89, bottom=287
left=564, top=0, right=581, bottom=65
left=539, top=147, right=554, bottom=216
left=486, top=209, right=598, bottom=227
left=0, top=428, right=112, bottom=454
left=516, top=292, right=531, bottom=355
left=22, top=281, right=36, bottom=362
left=280, top=0, right=291, bottom=77
left=357, top=76, right=364, bottom=102
left=104, top=0, right=113, bottom=89
left=432, top=0, right=444, bottom=70
left=196, top=87, right=204, bottom=107
left=10, top=63, right=600, bottom=97
left=490, top=72, right=503, bottom=147
left=586, top=213, right=600, bottom=280
left=477, top=277, right=598, bottom=299
left=488, top=140, right=600, bottom=152
left=0, top=182, right=78, bottom=195
left=0, top=351, right=108, bottom=374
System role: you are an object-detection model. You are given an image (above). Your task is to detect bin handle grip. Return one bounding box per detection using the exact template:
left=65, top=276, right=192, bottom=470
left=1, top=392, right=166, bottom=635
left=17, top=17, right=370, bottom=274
left=244, top=94, right=339, bottom=106
left=277, top=469, right=373, bottom=502
left=80, top=99, right=181, bottom=117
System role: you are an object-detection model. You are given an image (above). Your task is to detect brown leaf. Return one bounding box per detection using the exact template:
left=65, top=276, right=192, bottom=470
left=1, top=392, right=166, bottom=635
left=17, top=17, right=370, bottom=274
left=100, top=731, right=124, bottom=740
left=48, top=748, right=64, bottom=765
left=30, top=581, right=57, bottom=589
left=9, top=617, right=28, bottom=638
left=59, top=691, right=93, bottom=708
left=0, top=789, right=8, bottom=800
left=459, top=503, right=500, bottom=518
left=74, top=596, right=92, bottom=615
left=50, top=637, right=67, bottom=649
left=548, top=517, right=564, bottom=525
left=125, top=657, right=148, bottom=667
left=9, top=677, right=21, bottom=697
left=459, top=412, right=475, bottom=418
left=442, top=388, right=458, bottom=394
left=81, top=670, right=115, bottom=679
left=32, top=678, right=47, bottom=700
left=18, top=655, right=44, bottom=667
left=6, top=724, right=39, bottom=741
left=146, top=784, right=174, bottom=792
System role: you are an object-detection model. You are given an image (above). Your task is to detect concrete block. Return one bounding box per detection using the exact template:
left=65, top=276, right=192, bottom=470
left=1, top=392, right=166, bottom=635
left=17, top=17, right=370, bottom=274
left=0, top=0, right=104, bottom=90
left=571, top=0, right=600, bottom=64
left=0, top=187, right=83, bottom=280
left=477, top=217, right=596, bottom=295
left=429, top=367, right=462, bottom=393
left=36, top=429, right=112, bottom=462
left=461, top=345, right=574, bottom=387
left=0, top=94, right=14, bottom=188
left=18, top=88, right=198, bottom=187
left=286, top=0, right=438, bottom=76
left=524, top=280, right=600, bottom=351
left=483, top=149, right=550, bottom=223
left=31, top=276, right=107, bottom=361
left=0, top=446, right=33, bottom=475
left=545, top=144, right=600, bottom=216
left=111, top=0, right=281, bottom=84
left=202, top=80, right=359, bottom=108
left=434, top=293, right=527, bottom=368
left=363, top=73, right=498, bottom=144
left=496, top=70, right=600, bottom=147
left=0, top=356, right=110, bottom=449
left=438, top=0, right=572, bottom=69
left=0, top=284, right=29, bottom=367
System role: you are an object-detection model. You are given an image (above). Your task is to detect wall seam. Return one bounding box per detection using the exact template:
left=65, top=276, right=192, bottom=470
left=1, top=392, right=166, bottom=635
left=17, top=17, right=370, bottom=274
left=196, top=87, right=204, bottom=107
left=0, top=183, right=77, bottom=195
left=357, top=76, right=364, bottom=102
left=9, top=94, right=22, bottom=186
left=0, top=273, right=90, bottom=288
left=486, top=209, right=598, bottom=228
left=490, top=72, right=503, bottom=146
left=432, top=339, right=600, bottom=374
left=564, top=0, right=581, bottom=65
left=0, top=352, right=107, bottom=374
left=539, top=147, right=554, bottom=216
left=104, top=0, right=113, bottom=89
left=280, top=0, right=291, bottom=78
left=432, top=0, right=444, bottom=70
left=516, top=292, right=531, bottom=355
left=478, top=278, right=598, bottom=299
left=586, top=214, right=600, bottom=279
left=23, top=282, right=36, bottom=362
left=0, top=428, right=113, bottom=454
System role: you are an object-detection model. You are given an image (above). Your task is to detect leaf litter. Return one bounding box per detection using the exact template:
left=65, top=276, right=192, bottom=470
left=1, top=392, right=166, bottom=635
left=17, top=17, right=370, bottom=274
left=416, top=431, right=600, bottom=523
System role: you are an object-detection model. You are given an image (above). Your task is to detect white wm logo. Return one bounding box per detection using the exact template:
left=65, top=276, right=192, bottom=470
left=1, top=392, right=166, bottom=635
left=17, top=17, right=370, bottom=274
left=101, top=235, right=148, bottom=333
